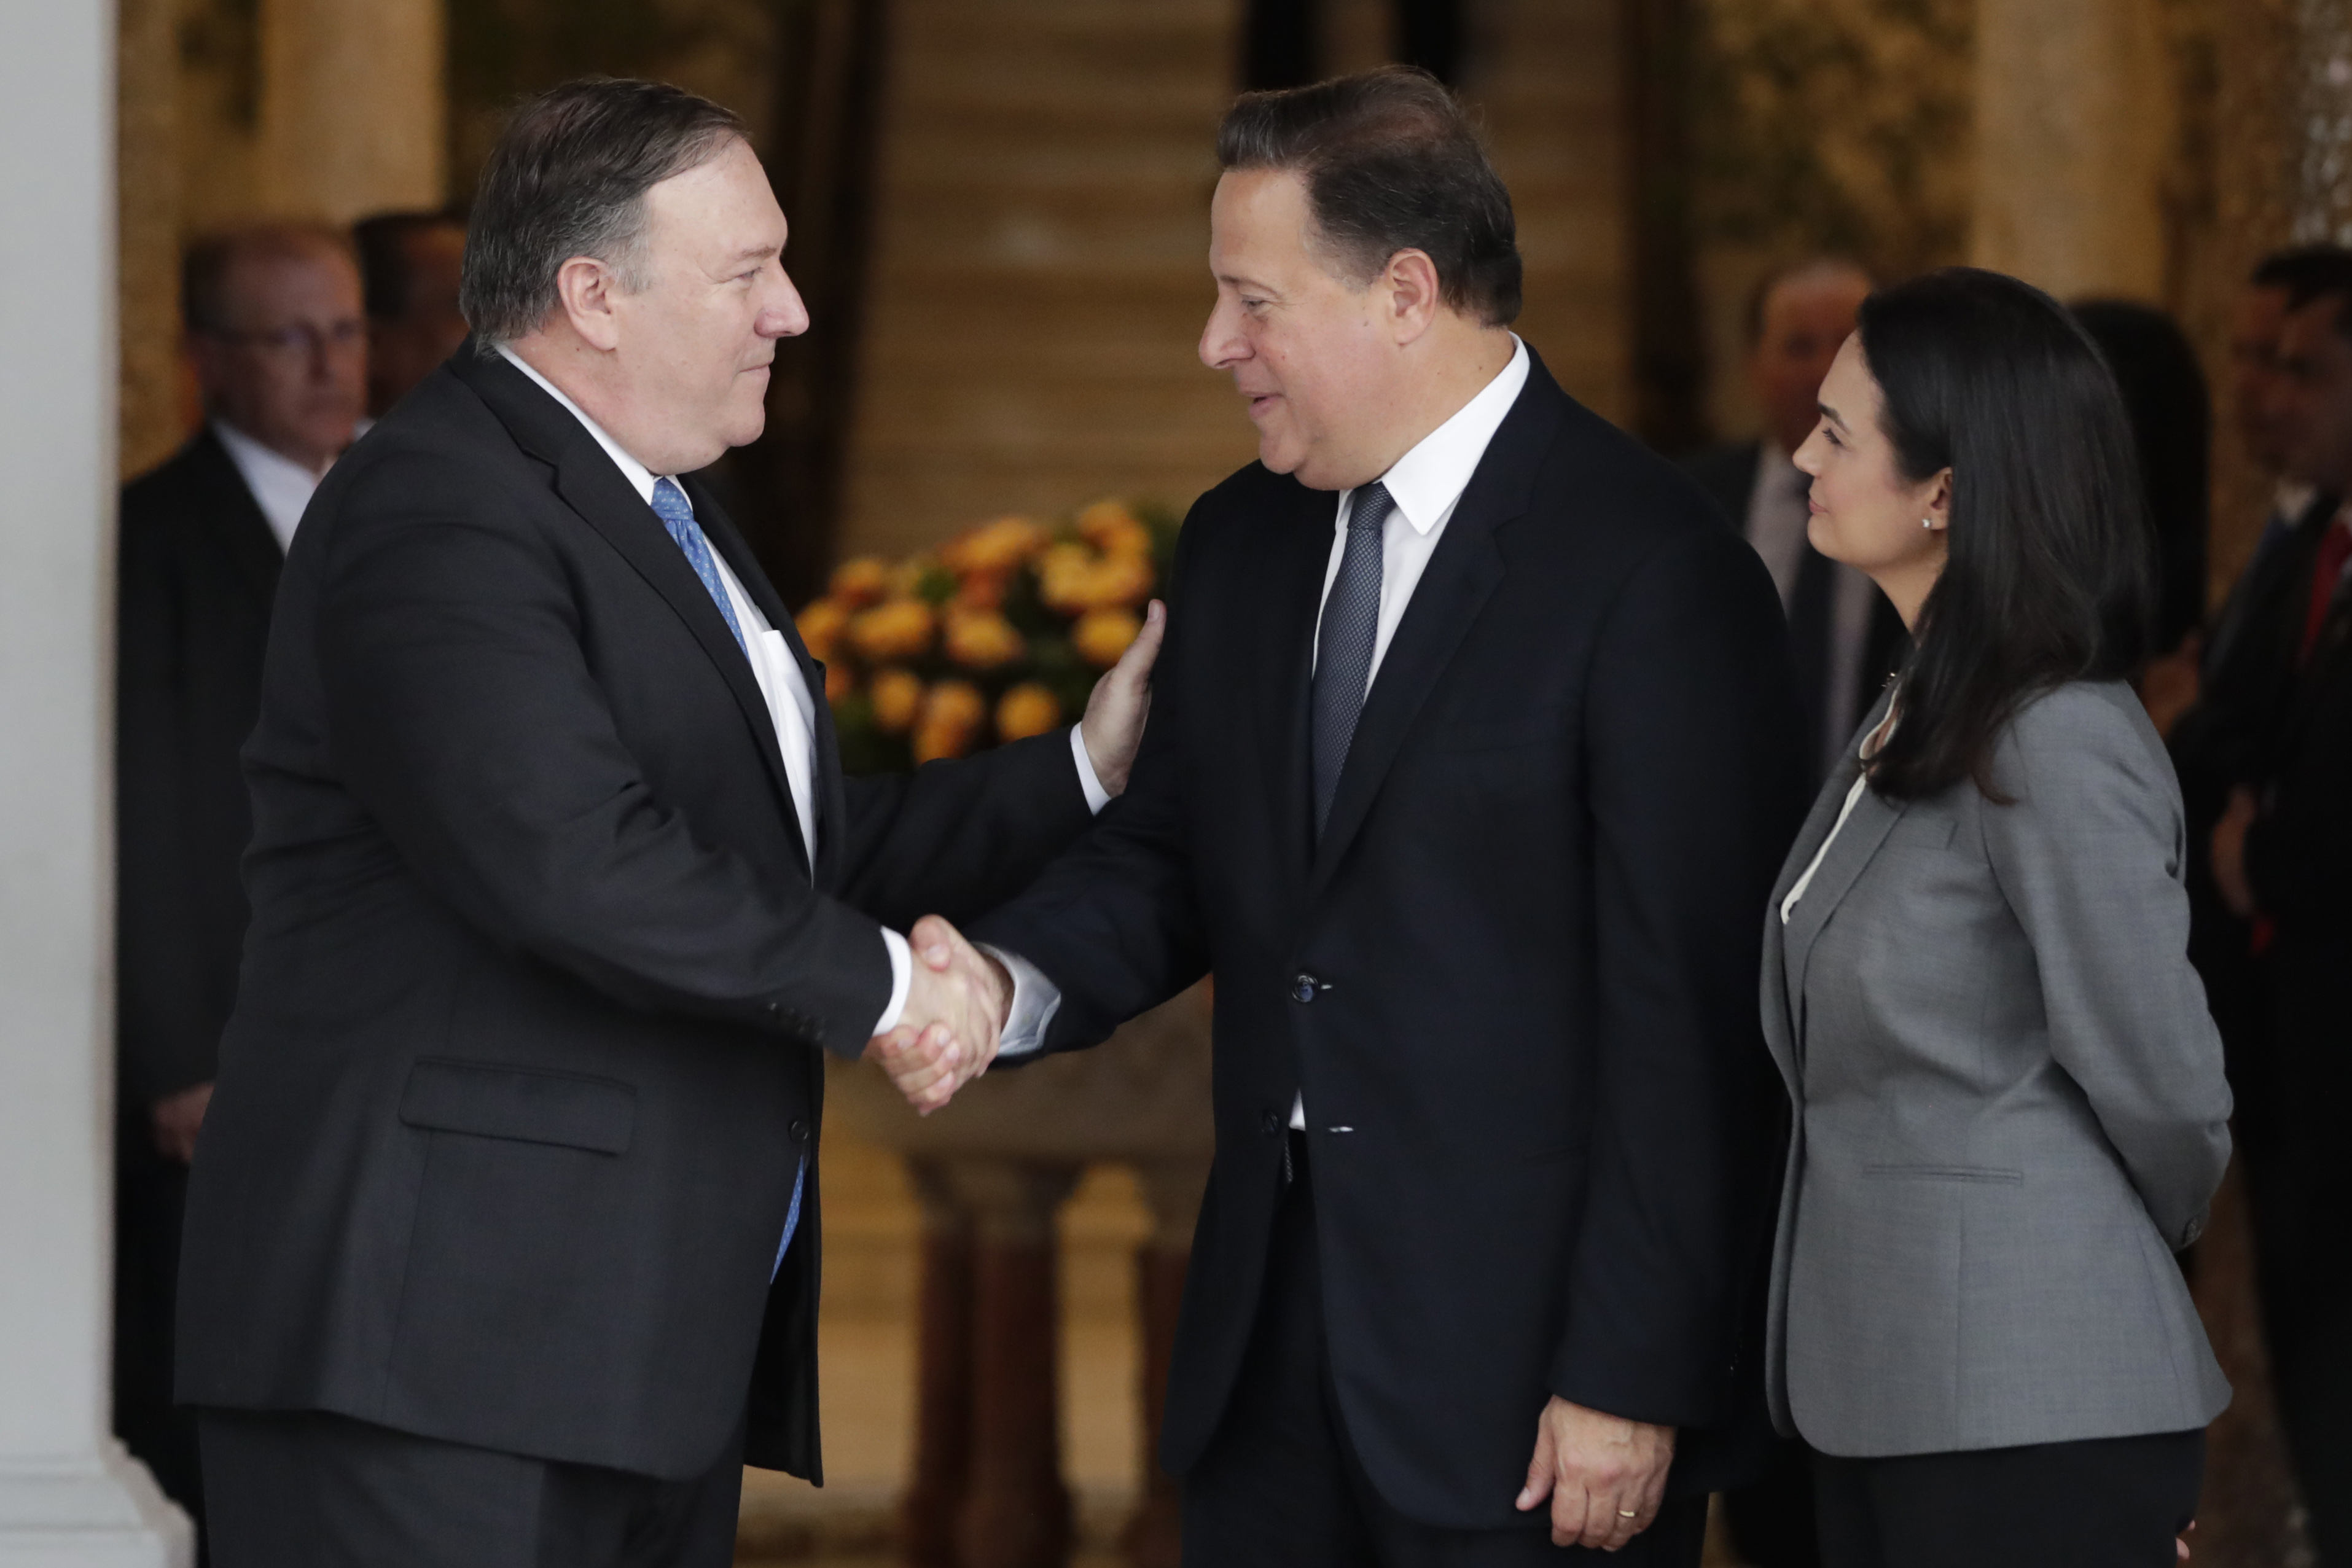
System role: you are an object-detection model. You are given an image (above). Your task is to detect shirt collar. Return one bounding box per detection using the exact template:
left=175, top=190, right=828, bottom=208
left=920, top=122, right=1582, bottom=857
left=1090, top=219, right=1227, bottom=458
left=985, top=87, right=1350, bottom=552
left=1363, top=335, right=1530, bottom=536
left=211, top=418, right=329, bottom=554
left=496, top=343, right=667, bottom=507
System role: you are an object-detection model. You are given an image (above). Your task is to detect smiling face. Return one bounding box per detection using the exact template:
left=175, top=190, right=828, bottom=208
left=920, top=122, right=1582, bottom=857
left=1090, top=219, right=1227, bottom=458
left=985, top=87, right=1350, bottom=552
left=1198, top=168, right=1405, bottom=491
left=1792, top=333, right=1951, bottom=628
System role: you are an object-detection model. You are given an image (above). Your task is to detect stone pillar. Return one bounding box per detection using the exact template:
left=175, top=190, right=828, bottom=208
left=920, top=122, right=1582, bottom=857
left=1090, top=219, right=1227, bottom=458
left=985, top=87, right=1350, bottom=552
left=1971, top=0, right=2175, bottom=300
left=944, top=1161, right=1078, bottom=1568
left=0, top=2, right=192, bottom=1563
left=901, top=1160, right=978, bottom=1568
left=256, top=0, right=447, bottom=221
left=1120, top=1161, right=1208, bottom=1568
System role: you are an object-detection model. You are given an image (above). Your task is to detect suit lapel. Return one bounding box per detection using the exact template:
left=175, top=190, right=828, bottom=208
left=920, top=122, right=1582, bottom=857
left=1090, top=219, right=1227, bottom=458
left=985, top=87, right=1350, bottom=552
left=690, top=477, right=833, bottom=882
left=1261, top=486, right=1337, bottom=893
left=451, top=348, right=802, bottom=838
left=1772, top=688, right=1907, bottom=1055
left=189, top=427, right=288, bottom=611
left=1302, top=362, right=1566, bottom=907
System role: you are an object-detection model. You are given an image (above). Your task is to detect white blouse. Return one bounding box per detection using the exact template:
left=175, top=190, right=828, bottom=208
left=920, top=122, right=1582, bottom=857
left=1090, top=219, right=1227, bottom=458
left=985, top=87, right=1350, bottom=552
left=1780, top=702, right=1901, bottom=925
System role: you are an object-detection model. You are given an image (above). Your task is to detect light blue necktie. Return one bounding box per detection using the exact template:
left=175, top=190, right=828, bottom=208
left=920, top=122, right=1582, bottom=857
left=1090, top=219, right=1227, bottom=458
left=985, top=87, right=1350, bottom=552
left=651, top=478, right=747, bottom=655
left=651, top=479, right=807, bottom=1273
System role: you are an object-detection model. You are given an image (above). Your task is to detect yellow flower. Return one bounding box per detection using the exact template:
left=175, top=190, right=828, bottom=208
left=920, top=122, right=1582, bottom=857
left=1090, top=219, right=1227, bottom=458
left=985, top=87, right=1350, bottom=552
left=823, top=662, right=855, bottom=703
left=913, top=679, right=987, bottom=763
left=829, top=556, right=891, bottom=608
left=1072, top=607, right=1142, bottom=668
left=942, top=515, right=1050, bottom=576
left=1038, top=545, right=1153, bottom=614
left=1076, top=499, right=1153, bottom=558
left=996, top=682, right=1061, bottom=742
left=796, top=597, right=851, bottom=663
left=869, top=668, right=924, bottom=733
left=943, top=607, right=1025, bottom=671
left=886, top=555, right=942, bottom=600
left=849, top=598, right=936, bottom=661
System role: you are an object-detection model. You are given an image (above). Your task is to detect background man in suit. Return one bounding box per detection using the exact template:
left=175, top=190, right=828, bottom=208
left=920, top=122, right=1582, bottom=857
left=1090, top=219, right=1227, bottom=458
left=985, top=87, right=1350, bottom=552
left=1684, top=257, right=1907, bottom=794
left=2211, top=257, right=2352, bottom=1567
left=177, top=80, right=1154, bottom=1568
left=900, top=68, right=1807, bottom=1567
left=354, top=208, right=472, bottom=416
left=114, top=220, right=366, bottom=1526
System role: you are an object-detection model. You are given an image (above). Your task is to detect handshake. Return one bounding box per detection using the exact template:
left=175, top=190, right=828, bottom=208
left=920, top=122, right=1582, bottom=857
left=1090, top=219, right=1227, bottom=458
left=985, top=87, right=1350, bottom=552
left=861, top=915, right=1018, bottom=1115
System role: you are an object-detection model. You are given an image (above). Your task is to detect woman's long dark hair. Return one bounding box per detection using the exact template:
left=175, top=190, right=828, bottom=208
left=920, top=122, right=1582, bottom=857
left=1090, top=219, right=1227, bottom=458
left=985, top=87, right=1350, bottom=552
left=1863, top=268, right=2155, bottom=801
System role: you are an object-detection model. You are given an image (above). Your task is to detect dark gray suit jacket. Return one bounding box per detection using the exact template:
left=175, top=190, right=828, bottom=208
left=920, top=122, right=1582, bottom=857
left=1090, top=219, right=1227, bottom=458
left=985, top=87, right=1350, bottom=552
left=1761, top=681, right=2231, bottom=1456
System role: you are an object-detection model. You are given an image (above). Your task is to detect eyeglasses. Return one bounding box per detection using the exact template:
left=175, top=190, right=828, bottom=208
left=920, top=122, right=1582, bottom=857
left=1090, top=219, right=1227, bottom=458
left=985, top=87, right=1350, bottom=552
left=202, top=319, right=367, bottom=357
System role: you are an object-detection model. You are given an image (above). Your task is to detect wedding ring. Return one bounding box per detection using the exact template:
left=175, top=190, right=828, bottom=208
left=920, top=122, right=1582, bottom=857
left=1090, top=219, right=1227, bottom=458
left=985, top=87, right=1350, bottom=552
left=1617, top=1509, right=1639, bottom=1519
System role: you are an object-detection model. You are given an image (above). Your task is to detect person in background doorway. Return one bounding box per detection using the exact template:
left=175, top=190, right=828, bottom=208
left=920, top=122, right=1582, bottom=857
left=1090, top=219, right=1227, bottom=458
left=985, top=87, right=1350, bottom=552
left=1687, top=257, right=1909, bottom=798
left=2208, top=252, right=2352, bottom=1568
left=353, top=208, right=470, bottom=416
left=114, top=220, right=367, bottom=1532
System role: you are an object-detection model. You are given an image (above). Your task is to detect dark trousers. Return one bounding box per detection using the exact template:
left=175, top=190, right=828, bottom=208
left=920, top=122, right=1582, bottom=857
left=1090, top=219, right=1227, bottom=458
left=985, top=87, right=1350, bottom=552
left=1811, top=1429, right=2203, bottom=1568
left=1181, top=1141, right=1708, bottom=1568
left=114, top=1137, right=203, bottom=1526
left=198, top=1408, right=745, bottom=1568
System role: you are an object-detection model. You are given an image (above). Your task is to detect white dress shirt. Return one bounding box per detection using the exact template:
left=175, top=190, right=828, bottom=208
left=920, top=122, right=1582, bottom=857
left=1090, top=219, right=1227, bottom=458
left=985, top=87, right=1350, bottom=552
left=996, top=338, right=1532, bottom=1125
left=498, top=346, right=1109, bottom=1037
left=213, top=418, right=329, bottom=554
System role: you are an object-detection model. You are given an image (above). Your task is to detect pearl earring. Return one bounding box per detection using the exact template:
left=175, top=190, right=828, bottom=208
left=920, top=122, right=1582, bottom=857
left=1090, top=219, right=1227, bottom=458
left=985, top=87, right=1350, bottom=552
left=1922, top=517, right=1935, bottom=530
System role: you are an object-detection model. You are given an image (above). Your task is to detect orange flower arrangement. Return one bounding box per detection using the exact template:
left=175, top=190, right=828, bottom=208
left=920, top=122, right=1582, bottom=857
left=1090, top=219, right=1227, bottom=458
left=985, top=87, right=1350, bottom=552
left=806, top=499, right=1178, bottom=773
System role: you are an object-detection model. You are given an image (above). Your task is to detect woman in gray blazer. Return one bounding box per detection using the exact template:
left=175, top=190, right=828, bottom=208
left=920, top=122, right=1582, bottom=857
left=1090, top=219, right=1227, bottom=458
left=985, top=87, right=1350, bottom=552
left=1765, top=268, right=2232, bottom=1566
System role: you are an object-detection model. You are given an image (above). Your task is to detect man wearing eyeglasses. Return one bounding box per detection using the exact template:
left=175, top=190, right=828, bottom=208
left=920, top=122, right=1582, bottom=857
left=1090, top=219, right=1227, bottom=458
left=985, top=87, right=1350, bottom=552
left=113, top=220, right=367, bottom=1529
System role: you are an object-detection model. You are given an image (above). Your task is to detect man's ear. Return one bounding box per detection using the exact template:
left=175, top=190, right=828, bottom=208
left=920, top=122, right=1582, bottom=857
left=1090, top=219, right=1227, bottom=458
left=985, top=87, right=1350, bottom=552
left=1384, top=248, right=1443, bottom=346
left=553, top=255, right=623, bottom=352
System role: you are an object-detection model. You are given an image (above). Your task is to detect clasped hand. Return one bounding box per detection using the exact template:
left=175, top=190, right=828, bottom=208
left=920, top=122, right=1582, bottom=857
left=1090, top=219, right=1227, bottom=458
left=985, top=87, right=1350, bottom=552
left=862, top=915, right=1012, bottom=1115
left=1515, top=1397, right=1676, bottom=1551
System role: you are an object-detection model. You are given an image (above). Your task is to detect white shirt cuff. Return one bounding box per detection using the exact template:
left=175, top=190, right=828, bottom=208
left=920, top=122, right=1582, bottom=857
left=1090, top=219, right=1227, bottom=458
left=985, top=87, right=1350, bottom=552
left=1071, top=725, right=1112, bottom=814
left=983, top=943, right=1063, bottom=1058
left=873, top=927, right=913, bottom=1037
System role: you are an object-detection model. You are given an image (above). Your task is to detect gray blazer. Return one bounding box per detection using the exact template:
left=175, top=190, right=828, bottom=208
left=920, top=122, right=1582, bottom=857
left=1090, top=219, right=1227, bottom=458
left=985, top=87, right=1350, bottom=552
left=1761, top=679, right=2232, bottom=1457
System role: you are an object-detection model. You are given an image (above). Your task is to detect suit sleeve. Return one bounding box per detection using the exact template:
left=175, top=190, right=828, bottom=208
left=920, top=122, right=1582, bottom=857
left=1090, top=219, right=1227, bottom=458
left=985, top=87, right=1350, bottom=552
left=832, top=725, right=1093, bottom=936
left=115, top=503, right=214, bottom=1106
left=313, top=451, right=894, bottom=1055
left=964, top=521, right=1212, bottom=1050
left=1982, top=690, right=2233, bottom=1249
left=1551, top=523, right=1807, bottom=1430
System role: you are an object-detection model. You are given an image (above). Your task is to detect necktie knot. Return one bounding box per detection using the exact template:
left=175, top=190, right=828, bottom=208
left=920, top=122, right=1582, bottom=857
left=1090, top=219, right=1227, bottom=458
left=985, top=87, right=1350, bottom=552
left=1349, top=481, right=1397, bottom=534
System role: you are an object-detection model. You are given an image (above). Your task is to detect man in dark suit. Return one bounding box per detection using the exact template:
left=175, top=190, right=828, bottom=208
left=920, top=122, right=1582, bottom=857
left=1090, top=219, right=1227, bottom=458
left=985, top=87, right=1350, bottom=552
left=176, top=80, right=1155, bottom=1568
left=896, top=70, right=1807, bottom=1566
left=114, top=220, right=367, bottom=1525
left=354, top=208, right=471, bottom=416
left=1684, top=258, right=1907, bottom=797
left=2211, top=257, right=2352, bottom=1568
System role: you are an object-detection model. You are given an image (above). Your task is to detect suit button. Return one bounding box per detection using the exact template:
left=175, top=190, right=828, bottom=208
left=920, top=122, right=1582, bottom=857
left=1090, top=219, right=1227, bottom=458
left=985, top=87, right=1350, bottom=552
left=789, top=1119, right=810, bottom=1144
left=1260, top=1109, right=1283, bottom=1135
left=1292, top=973, right=1318, bottom=1004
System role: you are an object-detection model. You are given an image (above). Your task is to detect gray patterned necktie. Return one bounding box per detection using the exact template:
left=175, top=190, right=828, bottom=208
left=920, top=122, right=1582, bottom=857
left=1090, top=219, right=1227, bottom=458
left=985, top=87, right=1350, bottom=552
left=1311, top=482, right=1394, bottom=836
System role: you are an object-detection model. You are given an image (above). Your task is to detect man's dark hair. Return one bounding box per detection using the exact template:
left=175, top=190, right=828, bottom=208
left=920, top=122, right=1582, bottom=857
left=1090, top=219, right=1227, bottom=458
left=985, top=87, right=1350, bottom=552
left=459, top=79, right=747, bottom=345
left=1216, top=66, right=1520, bottom=327
left=181, top=222, right=357, bottom=336
left=1743, top=255, right=1874, bottom=345
left=1860, top=268, right=2154, bottom=802
left=2255, top=244, right=2352, bottom=343
left=354, top=208, right=468, bottom=322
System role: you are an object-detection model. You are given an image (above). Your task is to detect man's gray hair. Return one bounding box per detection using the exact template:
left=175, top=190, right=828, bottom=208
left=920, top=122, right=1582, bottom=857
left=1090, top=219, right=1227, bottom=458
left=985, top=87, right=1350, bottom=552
left=459, top=78, right=748, bottom=346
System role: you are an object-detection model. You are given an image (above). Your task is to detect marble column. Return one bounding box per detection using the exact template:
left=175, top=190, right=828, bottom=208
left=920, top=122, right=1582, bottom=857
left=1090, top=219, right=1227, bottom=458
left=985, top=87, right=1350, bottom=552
left=1971, top=0, right=2176, bottom=300
left=256, top=0, right=447, bottom=221
left=0, top=1, right=191, bottom=1562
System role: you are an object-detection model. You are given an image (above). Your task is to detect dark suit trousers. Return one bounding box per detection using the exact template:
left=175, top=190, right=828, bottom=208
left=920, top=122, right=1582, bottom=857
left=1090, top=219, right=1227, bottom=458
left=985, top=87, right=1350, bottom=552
left=1182, top=1142, right=1707, bottom=1568
left=198, top=1408, right=744, bottom=1568
left=1810, top=1430, right=2202, bottom=1568
left=114, top=1137, right=203, bottom=1523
